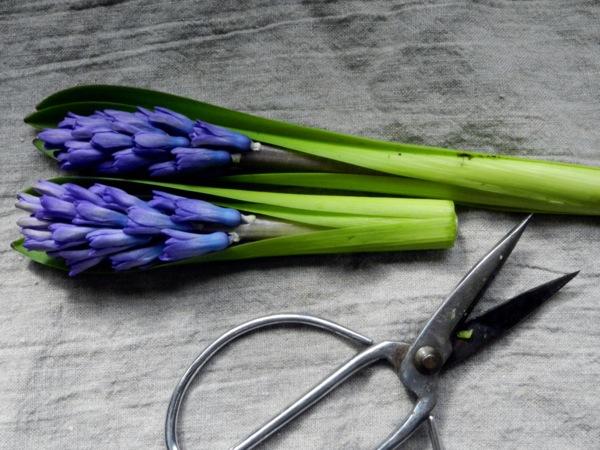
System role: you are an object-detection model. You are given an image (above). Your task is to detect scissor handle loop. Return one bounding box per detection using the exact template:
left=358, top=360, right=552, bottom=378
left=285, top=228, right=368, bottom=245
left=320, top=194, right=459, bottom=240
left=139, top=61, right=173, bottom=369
left=165, top=313, right=374, bottom=450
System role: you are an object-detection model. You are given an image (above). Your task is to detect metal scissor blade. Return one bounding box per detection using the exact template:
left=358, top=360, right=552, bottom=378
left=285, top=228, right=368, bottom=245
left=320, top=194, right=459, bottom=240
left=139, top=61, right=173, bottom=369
left=405, top=215, right=532, bottom=360
left=447, top=271, right=578, bottom=365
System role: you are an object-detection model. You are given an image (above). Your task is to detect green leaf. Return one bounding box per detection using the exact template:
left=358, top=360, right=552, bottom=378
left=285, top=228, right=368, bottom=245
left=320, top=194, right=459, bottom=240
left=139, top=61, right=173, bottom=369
left=12, top=239, right=69, bottom=271
left=26, top=101, right=138, bottom=129
left=33, top=138, right=58, bottom=160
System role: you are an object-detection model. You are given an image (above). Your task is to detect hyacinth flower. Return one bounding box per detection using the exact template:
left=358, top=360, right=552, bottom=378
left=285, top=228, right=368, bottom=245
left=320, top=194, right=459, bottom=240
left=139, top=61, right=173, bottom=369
left=26, top=85, right=600, bottom=215
left=13, top=178, right=457, bottom=275
left=35, top=106, right=358, bottom=179
left=36, top=106, right=258, bottom=177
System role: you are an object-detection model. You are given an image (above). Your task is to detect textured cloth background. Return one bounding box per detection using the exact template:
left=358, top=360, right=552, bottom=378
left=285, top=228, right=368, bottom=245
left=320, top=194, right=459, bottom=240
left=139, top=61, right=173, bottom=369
left=1, top=1, right=599, bottom=449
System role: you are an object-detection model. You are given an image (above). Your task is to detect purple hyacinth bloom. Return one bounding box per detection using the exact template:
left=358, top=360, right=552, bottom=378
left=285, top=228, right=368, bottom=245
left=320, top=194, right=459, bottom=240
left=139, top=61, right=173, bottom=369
left=190, top=121, right=252, bottom=152
left=38, top=107, right=256, bottom=177
left=15, top=180, right=254, bottom=274
left=160, top=229, right=232, bottom=261
left=110, top=244, right=164, bottom=271
left=73, top=201, right=128, bottom=227
left=171, top=198, right=242, bottom=227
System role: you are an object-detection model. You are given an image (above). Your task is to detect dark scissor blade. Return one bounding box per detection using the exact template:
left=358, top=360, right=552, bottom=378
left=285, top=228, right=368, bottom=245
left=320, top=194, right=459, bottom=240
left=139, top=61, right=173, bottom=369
left=447, top=271, right=578, bottom=365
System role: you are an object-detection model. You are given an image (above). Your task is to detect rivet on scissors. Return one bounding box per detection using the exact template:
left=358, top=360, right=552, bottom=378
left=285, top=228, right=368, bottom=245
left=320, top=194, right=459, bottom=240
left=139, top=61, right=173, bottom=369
left=414, top=346, right=443, bottom=374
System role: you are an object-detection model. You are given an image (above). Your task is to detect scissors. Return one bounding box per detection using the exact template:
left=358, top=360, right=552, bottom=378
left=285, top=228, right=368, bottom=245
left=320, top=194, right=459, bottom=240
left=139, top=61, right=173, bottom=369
left=165, top=215, right=578, bottom=449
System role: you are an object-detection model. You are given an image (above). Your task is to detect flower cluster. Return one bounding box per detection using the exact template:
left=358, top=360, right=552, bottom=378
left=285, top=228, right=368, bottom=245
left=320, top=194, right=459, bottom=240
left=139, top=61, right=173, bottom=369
left=38, top=107, right=257, bottom=176
left=16, top=181, right=247, bottom=275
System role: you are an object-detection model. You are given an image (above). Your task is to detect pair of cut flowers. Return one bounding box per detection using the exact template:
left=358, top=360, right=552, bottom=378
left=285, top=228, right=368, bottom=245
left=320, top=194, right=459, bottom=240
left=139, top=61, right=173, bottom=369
left=27, top=85, right=600, bottom=215
left=13, top=179, right=456, bottom=275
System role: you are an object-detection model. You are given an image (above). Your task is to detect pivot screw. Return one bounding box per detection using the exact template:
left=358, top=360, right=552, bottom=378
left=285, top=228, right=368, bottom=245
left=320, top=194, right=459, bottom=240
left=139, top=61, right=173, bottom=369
left=414, top=346, right=443, bottom=374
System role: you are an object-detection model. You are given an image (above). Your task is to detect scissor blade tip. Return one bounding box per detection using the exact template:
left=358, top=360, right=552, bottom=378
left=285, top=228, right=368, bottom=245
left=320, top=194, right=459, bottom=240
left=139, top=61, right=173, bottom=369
left=560, top=270, right=579, bottom=284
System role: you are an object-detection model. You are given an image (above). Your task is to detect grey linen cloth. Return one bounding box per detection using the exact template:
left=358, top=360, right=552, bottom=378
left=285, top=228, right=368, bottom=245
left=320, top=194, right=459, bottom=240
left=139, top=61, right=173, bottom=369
left=1, top=1, right=599, bottom=448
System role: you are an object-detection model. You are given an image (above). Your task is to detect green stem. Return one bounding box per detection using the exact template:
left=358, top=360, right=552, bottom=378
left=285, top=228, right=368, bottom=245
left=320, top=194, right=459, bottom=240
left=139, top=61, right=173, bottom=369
left=235, top=144, right=375, bottom=175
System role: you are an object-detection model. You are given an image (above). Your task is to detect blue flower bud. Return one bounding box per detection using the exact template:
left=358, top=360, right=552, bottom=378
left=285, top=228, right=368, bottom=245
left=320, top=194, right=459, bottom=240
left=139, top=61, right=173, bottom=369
left=15, top=193, right=43, bottom=214
left=58, top=117, right=77, bottom=128
left=89, top=246, right=133, bottom=257
left=38, top=128, right=73, bottom=148
left=172, top=198, right=242, bottom=227
left=54, top=249, right=105, bottom=276
left=172, top=147, right=232, bottom=171
left=147, top=191, right=183, bottom=212
left=111, top=120, right=159, bottom=135
left=133, top=132, right=190, bottom=150
left=190, top=120, right=252, bottom=152
left=91, top=132, right=134, bottom=150
left=73, top=201, right=128, bottom=227
left=87, top=229, right=152, bottom=249
left=38, top=196, right=77, bottom=220
left=71, top=124, right=113, bottom=139
left=63, top=183, right=105, bottom=204
left=148, top=107, right=195, bottom=136
left=160, top=230, right=231, bottom=261
left=72, top=117, right=112, bottom=128
left=147, top=161, right=178, bottom=177
left=34, top=180, right=68, bottom=199
left=124, top=206, right=191, bottom=235
left=103, top=110, right=141, bottom=122
left=89, top=184, right=149, bottom=211
left=96, top=149, right=153, bottom=174
left=21, top=229, right=57, bottom=252
left=21, top=228, right=53, bottom=242
left=16, top=217, right=51, bottom=229
left=49, top=223, right=98, bottom=244
left=22, top=238, right=57, bottom=252
left=110, top=244, right=164, bottom=271
left=58, top=147, right=108, bottom=170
